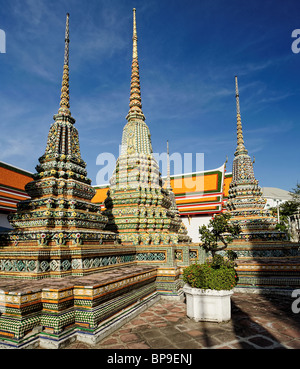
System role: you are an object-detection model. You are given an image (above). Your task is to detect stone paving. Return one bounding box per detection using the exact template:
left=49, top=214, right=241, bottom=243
left=58, top=292, right=300, bottom=349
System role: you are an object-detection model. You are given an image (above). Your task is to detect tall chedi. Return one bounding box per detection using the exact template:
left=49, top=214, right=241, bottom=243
left=226, top=76, right=284, bottom=242
left=104, top=9, right=190, bottom=247
left=0, top=14, right=117, bottom=279
left=225, top=77, right=300, bottom=293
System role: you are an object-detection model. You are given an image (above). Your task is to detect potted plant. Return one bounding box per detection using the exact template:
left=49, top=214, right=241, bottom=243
left=182, top=213, right=240, bottom=322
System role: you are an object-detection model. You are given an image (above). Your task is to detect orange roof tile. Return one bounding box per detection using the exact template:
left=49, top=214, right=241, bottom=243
left=0, top=162, right=32, bottom=191
left=92, top=186, right=109, bottom=205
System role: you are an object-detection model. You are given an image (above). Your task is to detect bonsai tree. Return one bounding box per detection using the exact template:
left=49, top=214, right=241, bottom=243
left=183, top=213, right=240, bottom=292
left=199, top=212, right=241, bottom=257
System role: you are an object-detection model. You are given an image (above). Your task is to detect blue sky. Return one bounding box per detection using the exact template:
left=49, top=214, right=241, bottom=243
left=0, top=0, right=299, bottom=191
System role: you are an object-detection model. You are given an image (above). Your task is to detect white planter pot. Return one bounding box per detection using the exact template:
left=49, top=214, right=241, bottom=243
left=183, top=284, right=233, bottom=322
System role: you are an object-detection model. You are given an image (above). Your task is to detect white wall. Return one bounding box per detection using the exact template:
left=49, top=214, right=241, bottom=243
left=182, top=215, right=212, bottom=243
left=264, top=198, right=285, bottom=209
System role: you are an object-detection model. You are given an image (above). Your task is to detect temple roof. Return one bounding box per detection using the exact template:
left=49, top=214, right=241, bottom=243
left=0, top=161, right=32, bottom=212
left=93, top=164, right=232, bottom=216
left=3, top=161, right=292, bottom=219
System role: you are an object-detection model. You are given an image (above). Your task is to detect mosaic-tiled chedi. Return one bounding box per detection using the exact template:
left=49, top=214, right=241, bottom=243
left=226, top=76, right=284, bottom=242
left=103, top=9, right=199, bottom=297
left=0, top=14, right=121, bottom=279
left=225, top=77, right=300, bottom=292
left=104, top=9, right=190, bottom=247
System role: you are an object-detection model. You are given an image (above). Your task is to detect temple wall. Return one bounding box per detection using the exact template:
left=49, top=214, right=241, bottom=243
left=181, top=215, right=211, bottom=243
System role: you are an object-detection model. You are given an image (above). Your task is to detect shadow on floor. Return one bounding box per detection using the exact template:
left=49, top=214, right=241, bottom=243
left=231, top=297, right=287, bottom=348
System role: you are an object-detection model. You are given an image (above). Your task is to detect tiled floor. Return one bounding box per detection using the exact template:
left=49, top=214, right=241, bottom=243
left=60, top=292, right=300, bottom=349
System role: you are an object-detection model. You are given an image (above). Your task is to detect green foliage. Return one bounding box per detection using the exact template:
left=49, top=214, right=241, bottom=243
left=199, top=212, right=241, bottom=256
left=291, top=183, right=300, bottom=204
left=279, top=201, right=299, bottom=217
left=269, top=187, right=300, bottom=238
left=226, top=250, right=238, bottom=262
left=275, top=220, right=289, bottom=233
left=183, top=254, right=238, bottom=291
left=210, top=253, right=224, bottom=268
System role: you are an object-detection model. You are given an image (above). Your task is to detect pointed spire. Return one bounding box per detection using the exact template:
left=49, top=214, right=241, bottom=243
left=126, top=8, right=145, bottom=122
left=166, top=140, right=172, bottom=190
left=132, top=8, right=138, bottom=59
left=58, top=13, right=71, bottom=117
left=234, top=76, right=247, bottom=156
